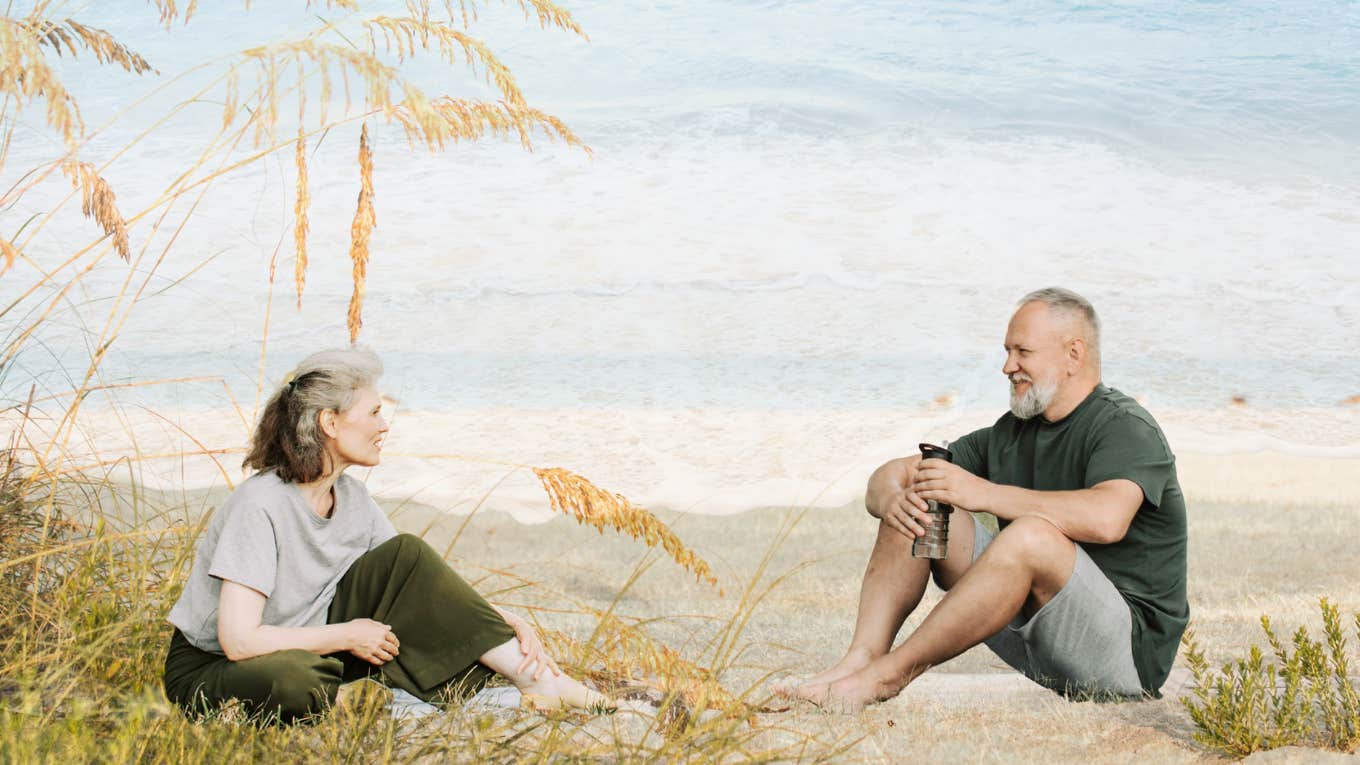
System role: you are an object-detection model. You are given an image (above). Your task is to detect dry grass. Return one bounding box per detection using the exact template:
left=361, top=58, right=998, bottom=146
left=445, top=0, right=587, bottom=39
left=534, top=466, right=719, bottom=589
left=346, top=121, right=375, bottom=343
left=0, top=443, right=851, bottom=762
left=365, top=15, right=528, bottom=106
left=58, top=159, right=131, bottom=260
left=1, top=15, right=83, bottom=145
left=293, top=127, right=309, bottom=308
left=28, top=18, right=156, bottom=75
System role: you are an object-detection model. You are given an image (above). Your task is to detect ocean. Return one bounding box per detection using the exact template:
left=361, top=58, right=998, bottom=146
left=4, top=1, right=1359, bottom=511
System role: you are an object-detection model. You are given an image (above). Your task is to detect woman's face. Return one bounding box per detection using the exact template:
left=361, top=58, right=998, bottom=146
left=323, top=386, right=388, bottom=470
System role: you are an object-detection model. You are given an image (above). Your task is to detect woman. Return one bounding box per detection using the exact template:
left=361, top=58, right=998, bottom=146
left=163, top=348, right=610, bottom=723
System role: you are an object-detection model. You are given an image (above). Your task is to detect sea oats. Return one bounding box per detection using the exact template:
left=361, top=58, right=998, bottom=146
left=441, top=0, right=587, bottom=39
left=34, top=19, right=156, bottom=75
left=59, top=160, right=130, bottom=260
left=532, top=467, right=717, bottom=589
left=293, top=128, right=310, bottom=309
left=544, top=609, right=753, bottom=731
left=1, top=16, right=83, bottom=144
left=365, top=15, right=527, bottom=106
left=347, top=123, right=375, bottom=344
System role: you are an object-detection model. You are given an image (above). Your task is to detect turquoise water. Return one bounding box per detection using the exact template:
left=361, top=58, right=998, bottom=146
left=4, top=1, right=1359, bottom=431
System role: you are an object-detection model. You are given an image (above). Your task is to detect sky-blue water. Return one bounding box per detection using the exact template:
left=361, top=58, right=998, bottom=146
left=4, top=1, right=1359, bottom=427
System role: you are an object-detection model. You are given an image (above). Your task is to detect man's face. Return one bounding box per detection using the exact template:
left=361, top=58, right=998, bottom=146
left=1002, top=302, right=1071, bottom=420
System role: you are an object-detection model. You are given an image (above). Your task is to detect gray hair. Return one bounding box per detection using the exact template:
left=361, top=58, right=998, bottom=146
left=243, top=347, right=383, bottom=483
left=1019, top=287, right=1101, bottom=365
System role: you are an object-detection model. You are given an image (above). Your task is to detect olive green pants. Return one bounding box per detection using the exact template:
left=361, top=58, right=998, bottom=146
left=162, top=533, right=516, bottom=724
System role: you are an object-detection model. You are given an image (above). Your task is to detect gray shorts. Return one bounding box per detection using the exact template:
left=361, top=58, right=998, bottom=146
left=971, top=516, right=1143, bottom=699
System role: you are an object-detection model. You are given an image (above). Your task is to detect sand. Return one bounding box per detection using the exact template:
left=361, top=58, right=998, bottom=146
left=15, top=401, right=1360, bottom=760
left=352, top=494, right=1357, bottom=763
left=15, top=402, right=1360, bottom=520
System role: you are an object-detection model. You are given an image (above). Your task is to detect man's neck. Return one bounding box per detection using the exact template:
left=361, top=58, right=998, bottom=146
left=1041, top=377, right=1100, bottom=423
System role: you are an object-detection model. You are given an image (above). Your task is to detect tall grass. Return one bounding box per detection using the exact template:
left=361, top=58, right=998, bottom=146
left=0, top=3, right=856, bottom=761
left=0, top=432, right=857, bottom=761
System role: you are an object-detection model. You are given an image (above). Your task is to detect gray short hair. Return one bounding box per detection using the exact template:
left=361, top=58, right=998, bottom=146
left=243, top=347, right=384, bottom=483
left=1019, top=287, right=1101, bottom=365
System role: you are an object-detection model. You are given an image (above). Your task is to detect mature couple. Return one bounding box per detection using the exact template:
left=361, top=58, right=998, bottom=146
left=164, top=287, right=1188, bottom=722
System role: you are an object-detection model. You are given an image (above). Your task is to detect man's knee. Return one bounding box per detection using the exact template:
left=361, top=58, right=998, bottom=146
left=987, top=516, right=1073, bottom=568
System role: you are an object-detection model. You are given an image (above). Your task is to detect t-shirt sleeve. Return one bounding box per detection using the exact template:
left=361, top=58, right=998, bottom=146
left=369, top=499, right=397, bottom=548
left=948, top=426, right=992, bottom=479
left=207, top=504, right=278, bottom=597
left=1085, top=414, right=1174, bottom=508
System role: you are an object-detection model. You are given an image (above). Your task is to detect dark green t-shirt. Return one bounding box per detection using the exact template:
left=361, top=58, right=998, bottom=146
left=950, top=383, right=1189, bottom=694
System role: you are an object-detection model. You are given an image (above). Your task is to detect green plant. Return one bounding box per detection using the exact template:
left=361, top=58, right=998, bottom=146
left=1182, top=598, right=1360, bottom=757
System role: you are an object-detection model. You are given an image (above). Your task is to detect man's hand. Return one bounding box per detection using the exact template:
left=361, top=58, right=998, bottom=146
left=496, top=608, right=560, bottom=680
left=911, top=458, right=995, bottom=512
left=874, top=487, right=934, bottom=540
left=347, top=618, right=400, bottom=666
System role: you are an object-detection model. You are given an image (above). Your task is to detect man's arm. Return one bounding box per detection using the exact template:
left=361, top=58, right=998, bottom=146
left=910, top=458, right=1144, bottom=544
left=982, top=480, right=1144, bottom=544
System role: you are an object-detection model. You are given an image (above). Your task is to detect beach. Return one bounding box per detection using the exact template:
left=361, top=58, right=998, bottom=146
left=4, top=0, right=1359, bottom=760
left=9, top=395, right=1353, bottom=760
left=25, top=400, right=1360, bottom=519
left=96, top=469, right=1354, bottom=763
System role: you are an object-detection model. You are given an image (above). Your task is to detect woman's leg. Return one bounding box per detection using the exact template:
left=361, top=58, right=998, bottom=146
left=329, top=533, right=608, bottom=709
left=163, top=629, right=344, bottom=724
left=476, top=638, right=612, bottom=710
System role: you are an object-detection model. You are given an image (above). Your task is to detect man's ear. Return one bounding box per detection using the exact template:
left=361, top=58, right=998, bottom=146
left=1066, top=336, right=1086, bottom=373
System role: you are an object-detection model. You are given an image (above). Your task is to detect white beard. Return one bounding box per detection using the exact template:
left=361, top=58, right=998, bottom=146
left=1009, top=374, right=1058, bottom=420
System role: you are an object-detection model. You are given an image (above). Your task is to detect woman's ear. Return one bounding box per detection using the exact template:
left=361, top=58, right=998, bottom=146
left=318, top=408, right=338, bottom=439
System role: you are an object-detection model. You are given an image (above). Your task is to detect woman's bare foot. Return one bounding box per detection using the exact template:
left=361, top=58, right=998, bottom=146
left=773, top=647, right=877, bottom=697
left=480, top=637, right=615, bottom=713
left=520, top=674, right=615, bottom=712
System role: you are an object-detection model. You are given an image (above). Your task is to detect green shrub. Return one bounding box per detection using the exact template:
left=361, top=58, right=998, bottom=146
left=1181, top=598, right=1360, bottom=757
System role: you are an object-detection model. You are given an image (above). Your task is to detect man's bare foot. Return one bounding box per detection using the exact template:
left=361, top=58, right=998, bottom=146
left=790, top=667, right=902, bottom=714
left=773, top=648, right=877, bottom=697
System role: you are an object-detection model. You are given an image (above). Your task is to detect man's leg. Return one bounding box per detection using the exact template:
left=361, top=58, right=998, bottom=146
left=779, top=511, right=976, bottom=693
left=793, top=515, right=1076, bottom=711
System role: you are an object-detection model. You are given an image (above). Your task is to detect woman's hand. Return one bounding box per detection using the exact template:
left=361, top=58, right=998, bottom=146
left=347, top=618, right=400, bottom=666
left=495, top=607, right=560, bottom=680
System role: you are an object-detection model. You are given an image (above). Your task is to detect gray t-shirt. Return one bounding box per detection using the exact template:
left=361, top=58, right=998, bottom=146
left=167, top=470, right=398, bottom=654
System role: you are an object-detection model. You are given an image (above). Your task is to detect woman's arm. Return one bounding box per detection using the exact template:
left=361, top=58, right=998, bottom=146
left=489, top=604, right=560, bottom=679
left=217, top=580, right=399, bottom=665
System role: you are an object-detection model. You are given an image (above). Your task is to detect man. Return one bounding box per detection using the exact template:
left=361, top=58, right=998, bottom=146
left=781, top=287, right=1188, bottom=711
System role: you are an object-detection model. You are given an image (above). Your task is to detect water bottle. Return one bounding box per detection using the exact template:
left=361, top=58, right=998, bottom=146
left=911, top=441, right=954, bottom=560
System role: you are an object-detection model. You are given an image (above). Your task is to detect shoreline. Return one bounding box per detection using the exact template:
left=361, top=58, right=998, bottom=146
left=7, top=403, right=1360, bottom=522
